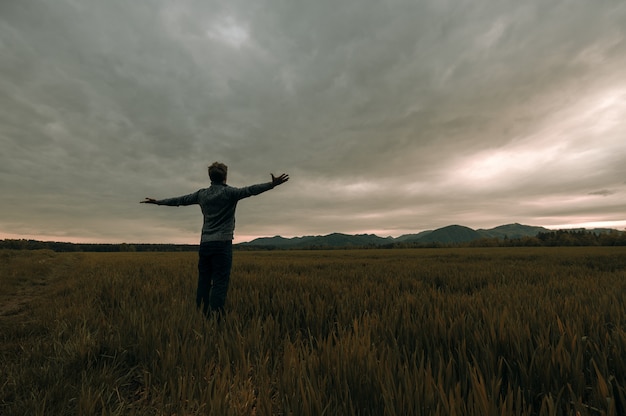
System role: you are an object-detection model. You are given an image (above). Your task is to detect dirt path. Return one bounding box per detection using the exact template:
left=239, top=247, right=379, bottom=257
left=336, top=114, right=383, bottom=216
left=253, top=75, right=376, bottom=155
left=0, top=250, right=80, bottom=320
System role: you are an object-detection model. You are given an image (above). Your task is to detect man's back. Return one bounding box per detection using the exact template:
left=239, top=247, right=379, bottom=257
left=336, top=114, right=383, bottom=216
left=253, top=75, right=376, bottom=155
left=154, top=181, right=275, bottom=242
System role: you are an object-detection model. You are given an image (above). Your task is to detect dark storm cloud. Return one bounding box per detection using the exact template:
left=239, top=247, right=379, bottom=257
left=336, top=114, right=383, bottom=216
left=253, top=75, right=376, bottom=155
left=589, top=190, right=615, bottom=197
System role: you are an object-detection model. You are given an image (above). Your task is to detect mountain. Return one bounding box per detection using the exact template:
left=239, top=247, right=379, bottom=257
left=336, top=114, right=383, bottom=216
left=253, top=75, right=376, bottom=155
left=240, top=233, right=391, bottom=248
left=477, top=223, right=550, bottom=239
left=239, top=223, right=552, bottom=248
left=411, top=225, right=482, bottom=244
left=394, top=230, right=433, bottom=242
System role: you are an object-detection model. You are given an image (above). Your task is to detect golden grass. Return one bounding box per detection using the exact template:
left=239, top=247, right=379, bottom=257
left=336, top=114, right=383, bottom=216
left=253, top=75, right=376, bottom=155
left=1, top=247, right=626, bottom=415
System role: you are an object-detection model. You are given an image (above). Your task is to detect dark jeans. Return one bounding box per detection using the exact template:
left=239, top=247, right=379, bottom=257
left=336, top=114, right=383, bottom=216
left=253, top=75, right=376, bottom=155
left=197, top=240, right=233, bottom=316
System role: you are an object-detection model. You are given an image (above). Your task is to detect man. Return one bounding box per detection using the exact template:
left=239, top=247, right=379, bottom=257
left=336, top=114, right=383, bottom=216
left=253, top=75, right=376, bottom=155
left=141, top=162, right=289, bottom=316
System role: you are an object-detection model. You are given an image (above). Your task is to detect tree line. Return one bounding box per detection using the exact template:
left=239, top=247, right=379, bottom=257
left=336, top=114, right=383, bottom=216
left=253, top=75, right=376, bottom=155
left=0, top=239, right=199, bottom=252
left=385, top=229, right=626, bottom=249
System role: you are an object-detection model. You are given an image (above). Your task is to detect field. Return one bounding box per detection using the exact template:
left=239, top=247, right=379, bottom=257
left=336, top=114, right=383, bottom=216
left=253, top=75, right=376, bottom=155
left=1, top=247, right=626, bottom=415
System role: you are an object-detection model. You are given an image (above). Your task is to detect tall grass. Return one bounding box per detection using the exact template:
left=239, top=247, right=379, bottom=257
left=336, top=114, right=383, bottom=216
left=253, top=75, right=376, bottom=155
left=1, top=247, right=626, bottom=415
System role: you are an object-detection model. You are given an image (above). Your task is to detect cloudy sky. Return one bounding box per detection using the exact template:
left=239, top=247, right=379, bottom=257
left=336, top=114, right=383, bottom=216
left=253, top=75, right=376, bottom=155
left=1, top=0, right=625, bottom=244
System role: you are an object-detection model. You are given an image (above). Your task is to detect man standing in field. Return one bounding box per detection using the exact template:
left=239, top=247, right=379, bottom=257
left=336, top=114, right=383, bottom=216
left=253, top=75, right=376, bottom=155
left=141, top=162, right=289, bottom=316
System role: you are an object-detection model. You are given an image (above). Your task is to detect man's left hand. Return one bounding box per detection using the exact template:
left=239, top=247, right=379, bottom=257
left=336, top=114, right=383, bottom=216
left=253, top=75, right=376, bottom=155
left=271, top=173, right=289, bottom=187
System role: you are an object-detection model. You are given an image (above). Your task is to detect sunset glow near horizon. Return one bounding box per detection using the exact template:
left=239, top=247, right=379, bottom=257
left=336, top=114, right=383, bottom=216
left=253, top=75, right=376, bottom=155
left=1, top=1, right=625, bottom=245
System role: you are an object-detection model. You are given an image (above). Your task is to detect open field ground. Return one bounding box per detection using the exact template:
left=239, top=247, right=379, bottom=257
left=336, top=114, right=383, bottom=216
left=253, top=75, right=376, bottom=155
left=1, top=247, right=626, bottom=415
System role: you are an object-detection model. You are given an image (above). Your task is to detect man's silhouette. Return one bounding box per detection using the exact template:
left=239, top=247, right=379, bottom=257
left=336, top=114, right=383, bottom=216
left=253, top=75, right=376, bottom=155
left=142, top=162, right=289, bottom=316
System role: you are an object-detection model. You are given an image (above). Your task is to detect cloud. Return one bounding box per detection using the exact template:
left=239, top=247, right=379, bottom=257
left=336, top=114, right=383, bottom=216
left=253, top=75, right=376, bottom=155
left=588, top=190, right=615, bottom=197
left=1, top=0, right=625, bottom=243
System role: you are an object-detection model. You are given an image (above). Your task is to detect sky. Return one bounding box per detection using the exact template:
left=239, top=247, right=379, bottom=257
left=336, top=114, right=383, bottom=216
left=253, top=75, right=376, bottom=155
left=1, top=0, right=625, bottom=244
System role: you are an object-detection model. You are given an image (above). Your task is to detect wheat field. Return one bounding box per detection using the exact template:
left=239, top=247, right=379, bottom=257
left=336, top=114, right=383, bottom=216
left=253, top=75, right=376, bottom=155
left=1, top=247, right=626, bottom=415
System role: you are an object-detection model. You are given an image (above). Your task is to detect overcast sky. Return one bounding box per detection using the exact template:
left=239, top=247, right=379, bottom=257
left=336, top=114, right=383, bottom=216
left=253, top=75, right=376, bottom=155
left=1, top=0, right=625, bottom=244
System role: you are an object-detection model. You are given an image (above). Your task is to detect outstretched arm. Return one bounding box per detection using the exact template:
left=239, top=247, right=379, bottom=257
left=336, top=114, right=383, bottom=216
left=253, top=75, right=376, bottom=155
left=271, top=173, right=289, bottom=187
left=229, top=173, right=290, bottom=200
left=140, top=191, right=199, bottom=206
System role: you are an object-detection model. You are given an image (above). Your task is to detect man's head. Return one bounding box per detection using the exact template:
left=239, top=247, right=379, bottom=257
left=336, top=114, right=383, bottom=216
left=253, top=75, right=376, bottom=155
left=208, top=162, right=228, bottom=183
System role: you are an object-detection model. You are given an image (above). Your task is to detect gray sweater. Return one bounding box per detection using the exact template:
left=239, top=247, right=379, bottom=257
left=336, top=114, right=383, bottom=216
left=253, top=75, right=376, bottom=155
left=156, top=182, right=274, bottom=242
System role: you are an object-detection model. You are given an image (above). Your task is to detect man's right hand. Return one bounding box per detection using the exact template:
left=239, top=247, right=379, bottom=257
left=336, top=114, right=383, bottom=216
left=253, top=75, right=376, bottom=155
left=141, top=198, right=158, bottom=204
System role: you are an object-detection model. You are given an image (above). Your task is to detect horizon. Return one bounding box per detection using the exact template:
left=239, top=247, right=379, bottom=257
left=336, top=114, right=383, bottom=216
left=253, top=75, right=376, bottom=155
left=2, top=221, right=624, bottom=246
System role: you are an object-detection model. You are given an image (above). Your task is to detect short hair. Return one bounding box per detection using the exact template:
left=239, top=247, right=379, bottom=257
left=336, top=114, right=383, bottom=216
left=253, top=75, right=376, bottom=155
left=208, top=162, right=228, bottom=183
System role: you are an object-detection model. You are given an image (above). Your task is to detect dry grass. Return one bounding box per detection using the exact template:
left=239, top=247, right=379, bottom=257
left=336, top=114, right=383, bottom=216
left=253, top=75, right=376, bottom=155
left=1, top=247, right=626, bottom=415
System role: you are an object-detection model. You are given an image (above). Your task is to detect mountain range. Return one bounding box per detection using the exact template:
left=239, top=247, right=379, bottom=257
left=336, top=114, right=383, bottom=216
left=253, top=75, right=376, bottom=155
left=238, top=223, right=617, bottom=248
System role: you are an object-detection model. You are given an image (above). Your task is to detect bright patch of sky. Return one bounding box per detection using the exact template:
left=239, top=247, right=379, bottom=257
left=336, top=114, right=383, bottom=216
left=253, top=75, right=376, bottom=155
left=206, top=16, right=250, bottom=48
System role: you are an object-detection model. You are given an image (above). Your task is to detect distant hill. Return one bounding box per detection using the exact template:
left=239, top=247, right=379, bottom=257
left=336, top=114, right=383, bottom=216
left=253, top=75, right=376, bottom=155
left=394, top=230, right=433, bottom=242
left=241, top=233, right=392, bottom=248
left=477, top=223, right=550, bottom=239
left=239, top=223, right=554, bottom=248
left=412, top=225, right=483, bottom=244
